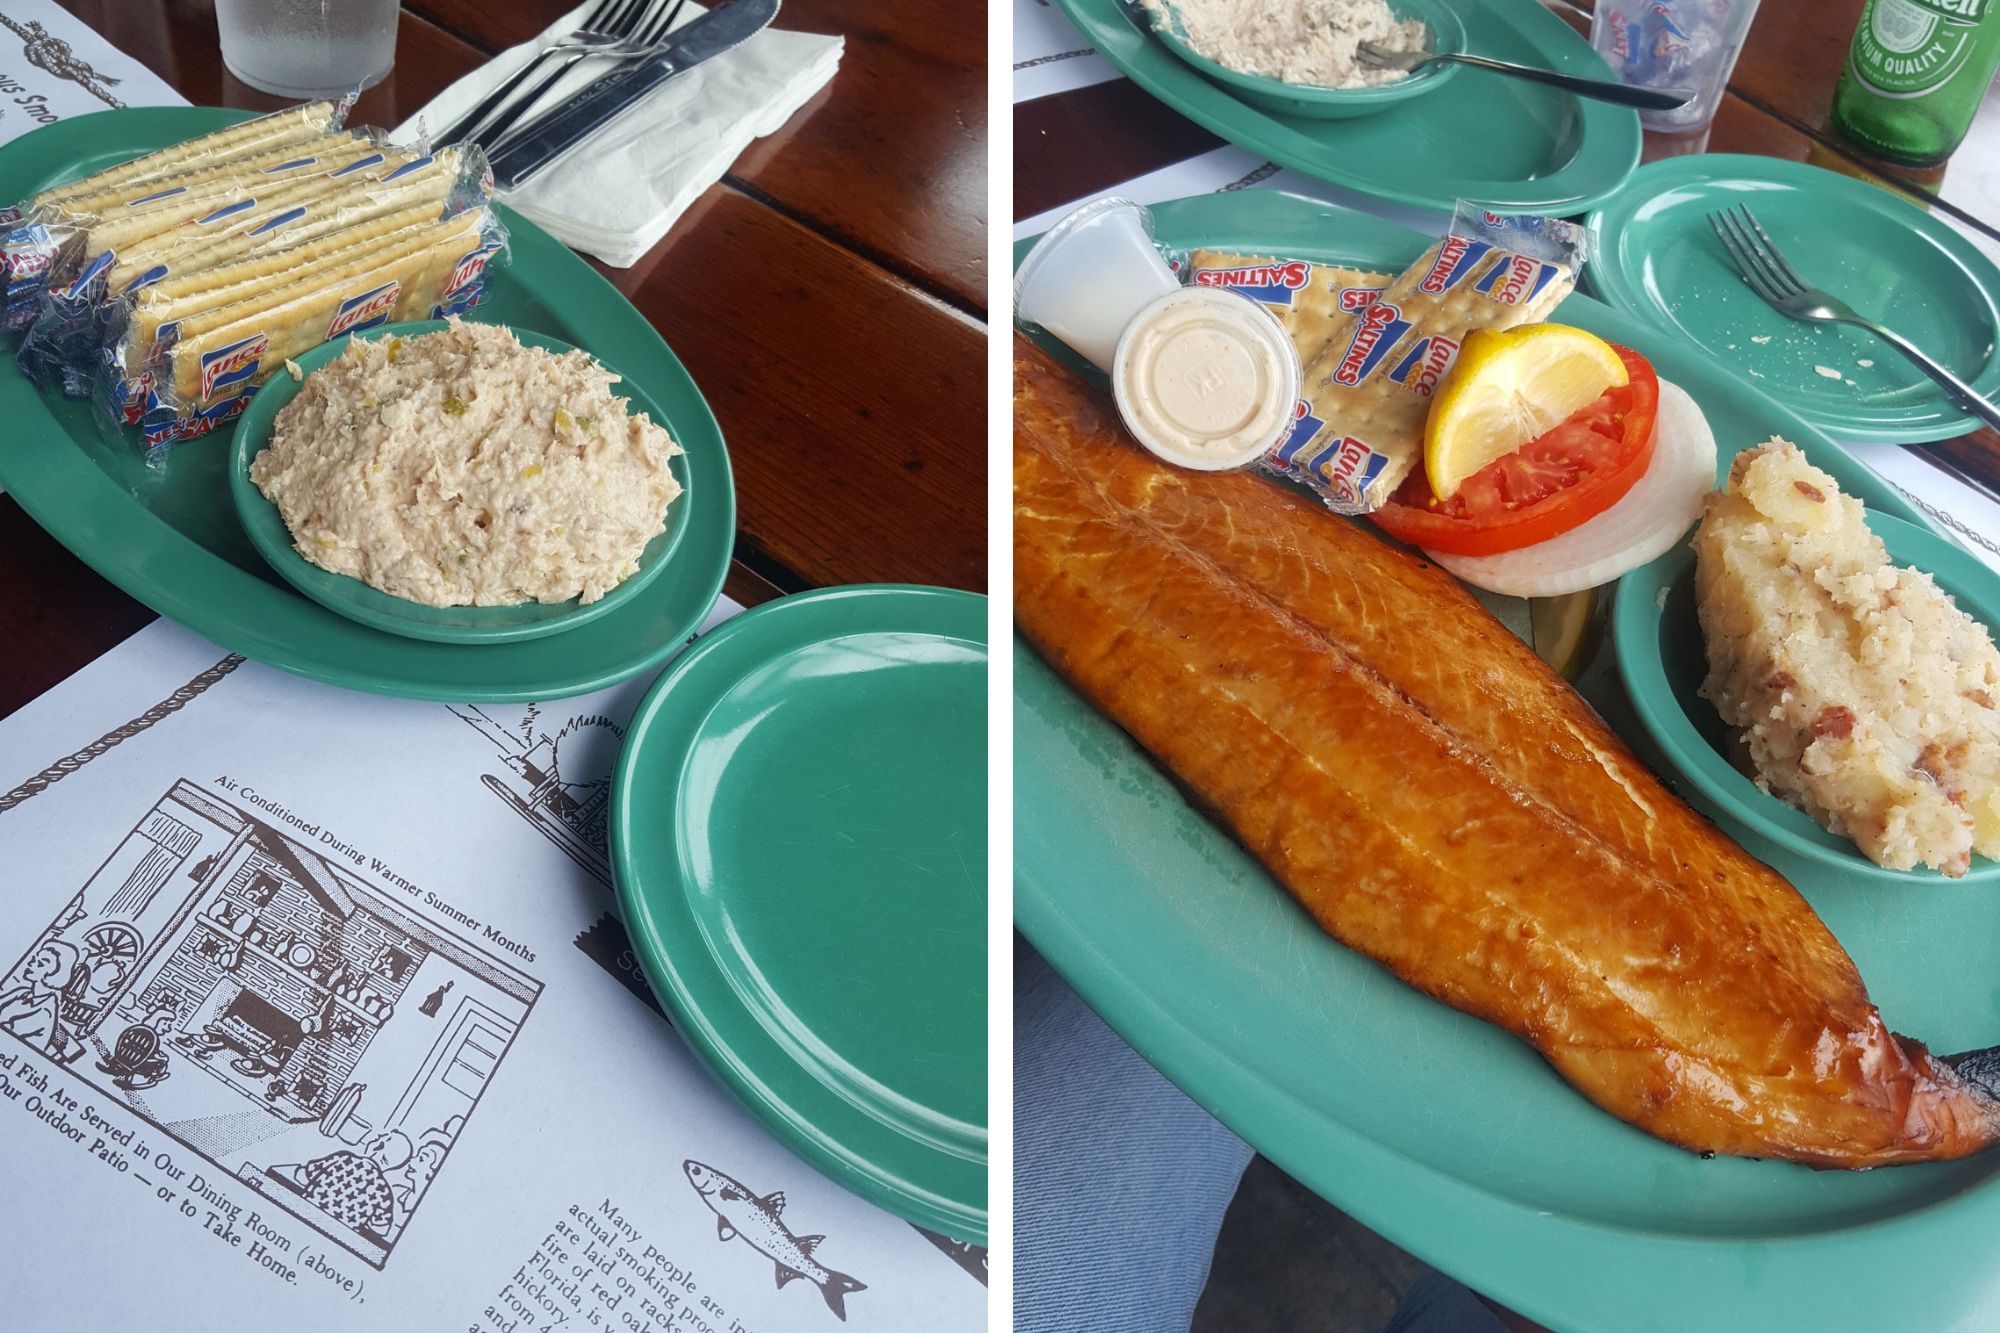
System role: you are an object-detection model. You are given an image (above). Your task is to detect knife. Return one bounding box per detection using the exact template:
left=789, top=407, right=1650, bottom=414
left=485, top=0, right=781, bottom=191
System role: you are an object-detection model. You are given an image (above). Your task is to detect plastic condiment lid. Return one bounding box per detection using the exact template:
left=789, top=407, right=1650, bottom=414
left=1111, top=286, right=1301, bottom=472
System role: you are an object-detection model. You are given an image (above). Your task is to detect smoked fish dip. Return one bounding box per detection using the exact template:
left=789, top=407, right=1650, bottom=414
left=250, top=319, right=683, bottom=608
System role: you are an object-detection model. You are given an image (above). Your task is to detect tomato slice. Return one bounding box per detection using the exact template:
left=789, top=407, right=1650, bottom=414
left=1372, top=344, right=1660, bottom=557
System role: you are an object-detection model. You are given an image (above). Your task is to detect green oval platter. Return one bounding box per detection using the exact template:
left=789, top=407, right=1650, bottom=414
left=1014, top=190, right=2000, bottom=1333
left=1051, top=0, right=1640, bottom=214
left=0, top=109, right=734, bottom=701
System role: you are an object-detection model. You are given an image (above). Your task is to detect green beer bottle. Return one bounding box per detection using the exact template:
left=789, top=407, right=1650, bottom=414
left=1832, top=0, right=2000, bottom=166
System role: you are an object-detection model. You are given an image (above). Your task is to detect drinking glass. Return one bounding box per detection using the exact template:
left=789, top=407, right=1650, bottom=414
left=216, top=0, right=401, bottom=100
left=1590, top=0, right=1764, bottom=133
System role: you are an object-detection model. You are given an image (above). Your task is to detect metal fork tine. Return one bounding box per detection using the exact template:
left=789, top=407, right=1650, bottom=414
left=476, top=0, right=691, bottom=155
left=435, top=0, right=625, bottom=146
left=616, top=0, right=661, bottom=39
left=600, top=0, right=649, bottom=37
left=1738, top=206, right=1810, bottom=296
left=633, top=0, right=685, bottom=47
left=1707, top=212, right=1759, bottom=290
left=1717, top=208, right=1792, bottom=303
left=657, top=0, right=694, bottom=41
left=1727, top=206, right=1802, bottom=299
left=1710, top=211, right=1782, bottom=304
left=578, top=0, right=625, bottom=34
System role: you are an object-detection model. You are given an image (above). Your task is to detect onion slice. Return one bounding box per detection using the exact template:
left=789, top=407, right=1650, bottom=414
left=1428, top=378, right=1716, bottom=598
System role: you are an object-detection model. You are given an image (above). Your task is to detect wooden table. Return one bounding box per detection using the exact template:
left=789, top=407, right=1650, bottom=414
left=0, top=0, right=986, bottom=715
left=1014, top=0, right=2000, bottom=503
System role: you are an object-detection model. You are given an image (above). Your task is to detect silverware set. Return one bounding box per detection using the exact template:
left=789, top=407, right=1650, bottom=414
left=435, top=0, right=692, bottom=153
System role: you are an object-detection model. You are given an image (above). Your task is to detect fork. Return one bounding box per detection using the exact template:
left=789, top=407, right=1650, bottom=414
left=434, top=0, right=637, bottom=147
left=480, top=0, right=691, bottom=155
left=1355, top=40, right=1690, bottom=110
left=435, top=0, right=684, bottom=150
left=1708, top=204, right=2000, bottom=433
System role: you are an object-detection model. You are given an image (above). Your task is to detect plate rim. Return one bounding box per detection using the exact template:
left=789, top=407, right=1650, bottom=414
left=0, top=108, right=736, bottom=702
left=1012, top=190, right=2000, bottom=1332
left=1583, top=151, right=2000, bottom=444
left=228, top=318, right=693, bottom=644
left=612, top=582, right=991, bottom=1244
left=1049, top=0, right=1641, bottom=214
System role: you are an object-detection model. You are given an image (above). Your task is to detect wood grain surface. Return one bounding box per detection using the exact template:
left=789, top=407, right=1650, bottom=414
left=0, top=0, right=987, bottom=720
left=407, top=0, right=989, bottom=312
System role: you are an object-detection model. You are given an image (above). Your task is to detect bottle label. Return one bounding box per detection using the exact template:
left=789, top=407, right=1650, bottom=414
left=1852, top=0, right=1992, bottom=97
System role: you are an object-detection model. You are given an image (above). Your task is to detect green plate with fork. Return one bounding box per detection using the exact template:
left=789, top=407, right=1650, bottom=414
left=1586, top=154, right=2000, bottom=444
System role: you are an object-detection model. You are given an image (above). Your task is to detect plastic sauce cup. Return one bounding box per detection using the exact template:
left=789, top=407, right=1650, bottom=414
left=1015, top=197, right=1183, bottom=372
left=1112, top=286, right=1300, bottom=472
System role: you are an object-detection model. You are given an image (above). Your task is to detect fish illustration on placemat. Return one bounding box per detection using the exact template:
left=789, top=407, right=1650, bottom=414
left=683, top=1160, right=866, bottom=1321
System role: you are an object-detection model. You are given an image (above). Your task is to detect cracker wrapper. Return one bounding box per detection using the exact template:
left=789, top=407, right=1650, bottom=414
left=13, top=141, right=502, bottom=444
left=5, top=104, right=511, bottom=454
left=1190, top=206, right=1589, bottom=515
left=112, top=204, right=508, bottom=449
left=1, top=101, right=353, bottom=333
left=1187, top=250, right=1388, bottom=362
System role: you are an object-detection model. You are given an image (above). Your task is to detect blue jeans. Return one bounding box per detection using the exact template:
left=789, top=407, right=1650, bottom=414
left=1014, top=938, right=1508, bottom=1333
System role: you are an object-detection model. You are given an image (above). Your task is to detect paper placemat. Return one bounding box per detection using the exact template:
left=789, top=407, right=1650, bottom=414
left=0, top=604, right=988, bottom=1331
left=0, top=0, right=183, bottom=145
left=1013, top=0, right=1119, bottom=103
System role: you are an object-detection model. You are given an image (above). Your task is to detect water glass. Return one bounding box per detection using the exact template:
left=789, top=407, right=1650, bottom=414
left=217, top=0, right=401, bottom=100
left=1590, top=0, right=1765, bottom=133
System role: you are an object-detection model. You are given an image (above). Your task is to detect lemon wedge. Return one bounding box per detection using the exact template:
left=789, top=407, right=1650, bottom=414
left=1425, top=324, right=1627, bottom=500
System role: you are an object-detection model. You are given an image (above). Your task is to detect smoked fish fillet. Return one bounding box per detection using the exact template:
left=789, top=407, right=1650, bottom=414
left=1013, top=338, right=2000, bottom=1166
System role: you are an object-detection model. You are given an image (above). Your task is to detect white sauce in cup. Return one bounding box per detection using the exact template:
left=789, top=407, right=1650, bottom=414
left=1112, top=286, right=1300, bottom=472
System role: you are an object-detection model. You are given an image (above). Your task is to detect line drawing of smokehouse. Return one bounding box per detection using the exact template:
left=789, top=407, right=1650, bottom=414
left=0, top=780, right=542, bottom=1268
left=449, top=704, right=614, bottom=884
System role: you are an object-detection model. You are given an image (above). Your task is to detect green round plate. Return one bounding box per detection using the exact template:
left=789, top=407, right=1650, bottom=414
left=1016, top=191, right=2000, bottom=1333
left=613, top=585, right=989, bottom=1243
left=1586, top=154, right=2000, bottom=444
left=231, top=320, right=691, bottom=645
left=1148, top=0, right=1464, bottom=121
left=1614, top=509, right=2000, bottom=885
left=1053, top=0, right=1639, bottom=214
left=0, top=109, right=733, bottom=701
